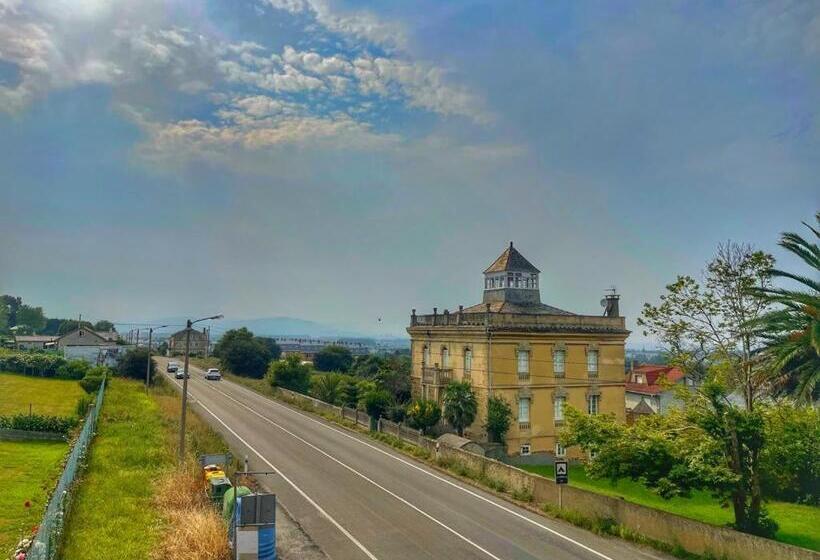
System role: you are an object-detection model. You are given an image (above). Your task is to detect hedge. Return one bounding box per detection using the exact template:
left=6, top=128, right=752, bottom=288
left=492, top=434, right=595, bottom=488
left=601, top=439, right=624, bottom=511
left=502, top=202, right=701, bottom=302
left=0, top=349, right=68, bottom=377
left=0, top=413, right=79, bottom=435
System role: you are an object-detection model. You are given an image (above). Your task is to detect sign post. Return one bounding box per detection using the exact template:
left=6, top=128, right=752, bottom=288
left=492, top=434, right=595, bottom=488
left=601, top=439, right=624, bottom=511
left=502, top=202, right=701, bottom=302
left=555, top=460, right=568, bottom=509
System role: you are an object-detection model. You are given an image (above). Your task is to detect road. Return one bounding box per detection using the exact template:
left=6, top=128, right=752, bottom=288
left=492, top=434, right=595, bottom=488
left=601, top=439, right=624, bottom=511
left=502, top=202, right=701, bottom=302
left=158, top=357, right=670, bottom=560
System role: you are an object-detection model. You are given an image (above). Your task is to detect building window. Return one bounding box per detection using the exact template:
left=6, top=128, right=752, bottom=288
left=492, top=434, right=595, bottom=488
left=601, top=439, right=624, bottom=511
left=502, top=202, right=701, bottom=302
left=555, top=442, right=566, bottom=457
left=553, top=348, right=566, bottom=375
left=554, top=396, right=565, bottom=423
left=588, top=394, right=600, bottom=415
left=441, top=346, right=449, bottom=368
left=517, top=349, right=529, bottom=379
left=463, top=348, right=472, bottom=374
left=587, top=349, right=598, bottom=375
left=423, top=345, right=430, bottom=367
left=507, top=273, right=514, bottom=287
left=518, top=398, right=530, bottom=423
left=520, top=444, right=531, bottom=456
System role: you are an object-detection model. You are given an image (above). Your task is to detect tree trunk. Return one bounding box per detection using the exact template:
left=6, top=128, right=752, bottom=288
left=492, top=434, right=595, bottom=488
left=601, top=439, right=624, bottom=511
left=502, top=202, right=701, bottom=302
left=727, top=420, right=748, bottom=530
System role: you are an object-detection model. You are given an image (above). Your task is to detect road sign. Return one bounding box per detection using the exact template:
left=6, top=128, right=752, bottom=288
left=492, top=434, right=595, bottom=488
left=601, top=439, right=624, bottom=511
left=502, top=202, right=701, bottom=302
left=555, top=460, right=568, bottom=485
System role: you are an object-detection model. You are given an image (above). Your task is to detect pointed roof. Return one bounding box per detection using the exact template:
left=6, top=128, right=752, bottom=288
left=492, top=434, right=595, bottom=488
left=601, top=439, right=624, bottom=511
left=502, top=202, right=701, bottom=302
left=630, top=398, right=656, bottom=415
left=483, top=242, right=540, bottom=274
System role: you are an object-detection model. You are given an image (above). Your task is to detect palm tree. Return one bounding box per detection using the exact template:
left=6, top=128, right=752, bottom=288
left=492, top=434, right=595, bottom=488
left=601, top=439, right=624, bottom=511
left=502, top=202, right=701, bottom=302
left=442, top=381, right=478, bottom=437
left=311, top=373, right=343, bottom=404
left=752, top=213, right=820, bottom=403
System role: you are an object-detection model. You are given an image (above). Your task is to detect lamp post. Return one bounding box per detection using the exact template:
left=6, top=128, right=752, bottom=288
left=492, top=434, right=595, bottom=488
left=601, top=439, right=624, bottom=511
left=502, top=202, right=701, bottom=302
left=146, top=324, right=170, bottom=387
left=179, top=314, right=223, bottom=462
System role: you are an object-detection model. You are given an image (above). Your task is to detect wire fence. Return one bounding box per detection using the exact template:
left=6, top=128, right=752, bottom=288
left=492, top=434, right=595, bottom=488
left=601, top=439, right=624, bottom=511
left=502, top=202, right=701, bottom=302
left=26, top=378, right=107, bottom=560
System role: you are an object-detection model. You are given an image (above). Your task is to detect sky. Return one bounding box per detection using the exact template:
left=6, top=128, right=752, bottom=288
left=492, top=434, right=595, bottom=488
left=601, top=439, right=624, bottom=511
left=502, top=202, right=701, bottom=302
left=1, top=0, right=818, bottom=341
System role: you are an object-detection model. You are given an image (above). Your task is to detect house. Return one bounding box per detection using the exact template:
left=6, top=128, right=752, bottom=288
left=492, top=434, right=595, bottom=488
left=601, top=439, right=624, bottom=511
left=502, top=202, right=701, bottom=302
left=625, top=364, right=693, bottom=419
left=57, top=328, right=110, bottom=348
left=168, top=328, right=209, bottom=357
left=407, top=242, right=629, bottom=459
left=276, top=338, right=370, bottom=361
left=56, top=327, right=122, bottom=366
left=14, top=334, right=59, bottom=351
left=94, top=330, right=120, bottom=343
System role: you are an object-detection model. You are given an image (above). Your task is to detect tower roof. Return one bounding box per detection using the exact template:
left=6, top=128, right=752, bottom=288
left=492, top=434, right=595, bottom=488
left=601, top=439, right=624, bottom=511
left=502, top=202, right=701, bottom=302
left=483, top=242, right=540, bottom=274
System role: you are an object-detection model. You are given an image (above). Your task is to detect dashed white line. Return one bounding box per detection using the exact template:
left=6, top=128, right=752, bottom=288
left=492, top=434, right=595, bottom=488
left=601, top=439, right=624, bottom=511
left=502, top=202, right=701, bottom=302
left=205, top=373, right=617, bottom=560
left=166, top=374, right=379, bottom=560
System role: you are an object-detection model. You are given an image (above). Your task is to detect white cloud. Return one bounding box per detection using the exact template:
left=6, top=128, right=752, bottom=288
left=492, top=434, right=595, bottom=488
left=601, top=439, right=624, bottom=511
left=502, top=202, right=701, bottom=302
left=263, top=0, right=406, bottom=50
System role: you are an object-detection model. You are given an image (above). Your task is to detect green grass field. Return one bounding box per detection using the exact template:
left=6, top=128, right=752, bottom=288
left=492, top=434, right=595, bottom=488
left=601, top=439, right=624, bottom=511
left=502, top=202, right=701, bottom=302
left=0, top=371, right=85, bottom=417
left=60, top=378, right=174, bottom=560
left=0, top=440, right=68, bottom=556
left=520, top=464, right=820, bottom=551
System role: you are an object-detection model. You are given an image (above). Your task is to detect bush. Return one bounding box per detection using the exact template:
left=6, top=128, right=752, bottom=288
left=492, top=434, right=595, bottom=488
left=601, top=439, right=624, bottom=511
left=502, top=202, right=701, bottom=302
left=75, top=394, right=93, bottom=417
left=406, top=400, right=441, bottom=434
left=117, top=348, right=156, bottom=383
left=761, top=404, right=820, bottom=504
left=79, top=375, right=104, bottom=394
left=485, top=396, right=513, bottom=443
left=313, top=345, right=353, bottom=373
left=386, top=403, right=407, bottom=423
left=363, top=390, right=391, bottom=420
left=0, top=348, right=66, bottom=377
left=0, top=413, right=78, bottom=434
left=310, top=373, right=344, bottom=404
left=58, top=359, right=91, bottom=380
left=268, top=355, right=311, bottom=393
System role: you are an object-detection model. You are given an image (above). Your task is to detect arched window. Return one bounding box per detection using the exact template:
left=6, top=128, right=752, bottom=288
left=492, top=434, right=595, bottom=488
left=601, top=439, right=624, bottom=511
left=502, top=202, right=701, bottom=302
left=441, top=346, right=449, bottom=368
left=423, top=345, right=430, bottom=367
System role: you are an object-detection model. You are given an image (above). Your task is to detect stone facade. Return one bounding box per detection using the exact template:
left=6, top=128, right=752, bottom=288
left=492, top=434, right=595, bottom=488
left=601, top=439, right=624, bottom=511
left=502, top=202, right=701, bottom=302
left=407, top=242, right=629, bottom=458
left=168, top=328, right=209, bottom=356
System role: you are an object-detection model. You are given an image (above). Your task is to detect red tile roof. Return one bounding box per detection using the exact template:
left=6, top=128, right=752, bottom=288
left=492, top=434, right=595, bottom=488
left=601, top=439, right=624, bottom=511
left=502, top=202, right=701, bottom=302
left=625, top=364, right=685, bottom=395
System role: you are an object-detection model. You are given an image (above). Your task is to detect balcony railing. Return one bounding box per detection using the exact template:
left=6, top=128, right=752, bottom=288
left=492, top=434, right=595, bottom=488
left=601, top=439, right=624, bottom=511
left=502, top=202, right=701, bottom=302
left=518, top=421, right=530, bottom=431
left=422, top=366, right=452, bottom=386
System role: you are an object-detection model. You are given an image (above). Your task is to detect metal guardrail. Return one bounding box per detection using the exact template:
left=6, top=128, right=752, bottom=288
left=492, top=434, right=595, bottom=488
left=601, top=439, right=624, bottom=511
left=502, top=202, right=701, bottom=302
left=27, top=378, right=107, bottom=560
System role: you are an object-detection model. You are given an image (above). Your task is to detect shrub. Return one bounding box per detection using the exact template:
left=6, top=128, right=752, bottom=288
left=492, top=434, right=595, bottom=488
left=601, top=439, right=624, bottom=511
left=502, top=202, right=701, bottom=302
left=0, top=413, right=78, bottom=434
left=0, top=348, right=66, bottom=376
left=75, top=394, right=93, bottom=417
left=268, top=355, right=311, bottom=393
left=57, top=359, right=91, bottom=380
left=761, top=403, right=820, bottom=504
left=406, top=400, right=441, bottom=434
left=386, top=403, right=407, bottom=423
left=117, top=348, right=156, bottom=382
left=310, top=373, right=344, bottom=404
left=485, top=396, right=513, bottom=443
left=363, top=390, right=391, bottom=420
left=219, top=338, right=271, bottom=378
left=79, top=374, right=104, bottom=394
left=442, top=381, right=477, bottom=437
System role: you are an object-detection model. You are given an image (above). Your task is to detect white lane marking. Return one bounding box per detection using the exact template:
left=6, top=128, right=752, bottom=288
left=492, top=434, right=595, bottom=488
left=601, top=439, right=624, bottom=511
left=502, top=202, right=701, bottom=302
left=215, top=376, right=617, bottom=560
left=165, top=374, right=379, bottom=560
left=199, top=380, right=504, bottom=560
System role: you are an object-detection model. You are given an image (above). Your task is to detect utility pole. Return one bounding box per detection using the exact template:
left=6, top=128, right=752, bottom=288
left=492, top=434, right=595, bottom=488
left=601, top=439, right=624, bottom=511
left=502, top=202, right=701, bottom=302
left=146, top=324, right=169, bottom=387
left=178, top=314, right=222, bottom=462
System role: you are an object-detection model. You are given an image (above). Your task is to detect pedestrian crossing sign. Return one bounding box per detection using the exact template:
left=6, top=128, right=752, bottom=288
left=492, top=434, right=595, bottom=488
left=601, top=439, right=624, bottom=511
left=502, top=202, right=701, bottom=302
left=555, top=460, right=568, bottom=484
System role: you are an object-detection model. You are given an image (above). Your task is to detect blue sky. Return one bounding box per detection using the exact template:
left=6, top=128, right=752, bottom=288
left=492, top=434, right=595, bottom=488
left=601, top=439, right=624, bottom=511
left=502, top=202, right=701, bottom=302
left=1, top=0, right=818, bottom=341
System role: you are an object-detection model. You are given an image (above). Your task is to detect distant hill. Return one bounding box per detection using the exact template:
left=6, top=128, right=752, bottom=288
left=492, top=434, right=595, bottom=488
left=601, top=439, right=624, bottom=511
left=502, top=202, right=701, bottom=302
left=214, top=317, right=356, bottom=338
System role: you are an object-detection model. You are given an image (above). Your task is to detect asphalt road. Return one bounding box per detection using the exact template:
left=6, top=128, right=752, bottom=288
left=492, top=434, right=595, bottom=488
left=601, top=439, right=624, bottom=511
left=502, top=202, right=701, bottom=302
left=158, top=357, right=671, bottom=560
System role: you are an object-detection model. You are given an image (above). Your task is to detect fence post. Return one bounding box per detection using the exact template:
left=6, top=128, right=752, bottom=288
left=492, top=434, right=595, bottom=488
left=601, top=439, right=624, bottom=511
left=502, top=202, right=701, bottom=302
left=377, top=417, right=382, bottom=433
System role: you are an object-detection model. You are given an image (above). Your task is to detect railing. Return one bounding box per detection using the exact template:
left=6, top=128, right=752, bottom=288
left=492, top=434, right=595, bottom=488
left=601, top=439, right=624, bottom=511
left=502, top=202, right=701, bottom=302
left=422, top=367, right=452, bottom=386
left=28, top=378, right=107, bottom=560
left=518, top=421, right=530, bottom=431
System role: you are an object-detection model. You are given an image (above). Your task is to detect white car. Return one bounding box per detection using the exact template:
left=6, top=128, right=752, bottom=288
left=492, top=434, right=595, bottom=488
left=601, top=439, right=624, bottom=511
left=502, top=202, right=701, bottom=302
left=205, top=368, right=222, bottom=381
left=175, top=368, right=189, bottom=379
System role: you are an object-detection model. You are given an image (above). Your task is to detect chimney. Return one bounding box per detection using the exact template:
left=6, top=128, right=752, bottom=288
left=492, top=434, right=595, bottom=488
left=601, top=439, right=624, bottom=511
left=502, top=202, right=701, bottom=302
left=603, top=292, right=620, bottom=317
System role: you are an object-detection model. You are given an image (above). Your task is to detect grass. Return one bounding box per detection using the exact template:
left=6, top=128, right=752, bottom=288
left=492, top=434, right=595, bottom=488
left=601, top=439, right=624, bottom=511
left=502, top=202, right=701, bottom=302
left=0, top=371, right=86, bottom=416
left=60, top=376, right=233, bottom=560
left=520, top=464, right=820, bottom=551
left=0, top=440, right=68, bottom=556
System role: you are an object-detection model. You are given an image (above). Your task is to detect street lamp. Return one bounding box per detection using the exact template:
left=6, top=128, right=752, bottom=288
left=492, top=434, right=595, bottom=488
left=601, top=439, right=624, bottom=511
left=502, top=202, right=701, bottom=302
left=145, top=324, right=170, bottom=387
left=179, top=314, right=223, bottom=462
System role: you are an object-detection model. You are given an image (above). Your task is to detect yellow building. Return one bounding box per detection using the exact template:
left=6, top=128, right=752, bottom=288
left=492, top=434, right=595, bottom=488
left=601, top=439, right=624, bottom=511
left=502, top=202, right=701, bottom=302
left=407, top=242, right=629, bottom=459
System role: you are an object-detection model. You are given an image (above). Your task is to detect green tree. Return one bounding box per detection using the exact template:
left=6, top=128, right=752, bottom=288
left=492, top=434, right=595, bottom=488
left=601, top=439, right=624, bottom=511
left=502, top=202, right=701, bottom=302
left=268, top=354, right=311, bottom=393
left=311, top=373, right=344, bottom=404
left=0, top=303, right=7, bottom=334
left=630, top=242, right=777, bottom=536
left=376, top=364, right=411, bottom=404
left=314, top=345, right=354, bottom=372
left=750, top=214, right=820, bottom=403
left=442, top=381, right=478, bottom=437
left=117, top=348, right=156, bottom=383
left=213, top=327, right=254, bottom=358
left=406, top=399, right=441, bottom=435
left=58, top=320, right=94, bottom=335
left=16, top=305, right=46, bottom=333
left=760, top=403, right=820, bottom=504
left=351, top=354, right=386, bottom=377
left=484, top=396, right=513, bottom=443
left=1, top=295, right=22, bottom=326
left=339, top=378, right=361, bottom=408
left=258, top=337, right=282, bottom=360
left=220, top=338, right=271, bottom=378
left=363, top=389, right=392, bottom=428
left=93, top=320, right=115, bottom=332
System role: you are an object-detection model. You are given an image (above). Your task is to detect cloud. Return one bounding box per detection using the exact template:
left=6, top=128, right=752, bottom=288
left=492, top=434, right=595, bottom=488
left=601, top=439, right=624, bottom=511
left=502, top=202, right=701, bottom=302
left=262, top=0, right=406, bottom=50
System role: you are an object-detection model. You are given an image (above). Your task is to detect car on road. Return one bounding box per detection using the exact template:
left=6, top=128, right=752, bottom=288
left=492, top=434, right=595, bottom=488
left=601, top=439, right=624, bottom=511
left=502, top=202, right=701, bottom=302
left=175, top=368, right=190, bottom=379
left=167, top=361, right=180, bottom=373
left=205, top=368, right=222, bottom=381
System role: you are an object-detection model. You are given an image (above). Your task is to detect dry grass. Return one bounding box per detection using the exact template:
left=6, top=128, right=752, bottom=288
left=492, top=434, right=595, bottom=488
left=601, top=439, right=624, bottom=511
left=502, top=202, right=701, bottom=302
left=151, top=462, right=231, bottom=560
